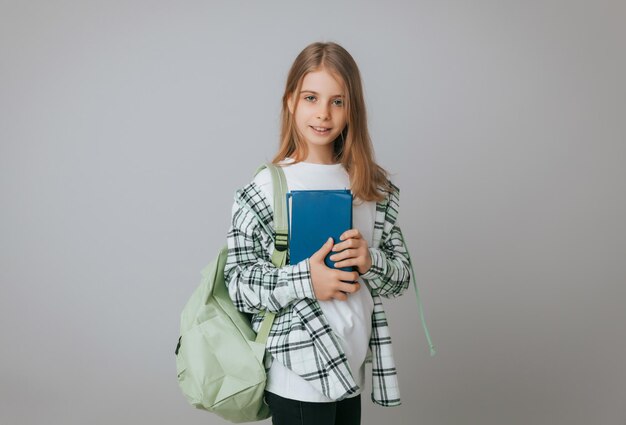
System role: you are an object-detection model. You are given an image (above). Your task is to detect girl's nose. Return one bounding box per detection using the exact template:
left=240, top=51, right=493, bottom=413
left=317, top=106, right=330, bottom=120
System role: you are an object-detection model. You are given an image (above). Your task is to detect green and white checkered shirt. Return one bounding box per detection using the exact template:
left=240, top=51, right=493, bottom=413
left=224, top=179, right=411, bottom=406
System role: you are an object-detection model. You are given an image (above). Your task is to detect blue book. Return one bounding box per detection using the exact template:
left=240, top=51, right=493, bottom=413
left=286, top=189, right=354, bottom=272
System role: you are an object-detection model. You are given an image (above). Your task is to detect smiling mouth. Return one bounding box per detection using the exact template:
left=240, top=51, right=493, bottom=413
left=310, top=126, right=331, bottom=133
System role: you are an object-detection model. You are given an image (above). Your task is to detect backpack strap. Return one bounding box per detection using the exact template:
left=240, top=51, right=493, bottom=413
left=251, top=162, right=289, bottom=344
left=254, top=163, right=289, bottom=265
left=404, top=245, right=437, bottom=357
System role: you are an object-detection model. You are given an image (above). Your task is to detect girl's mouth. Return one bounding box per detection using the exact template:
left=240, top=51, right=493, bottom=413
left=310, top=126, right=331, bottom=135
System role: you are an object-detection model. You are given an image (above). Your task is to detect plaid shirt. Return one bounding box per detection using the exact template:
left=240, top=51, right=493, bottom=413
left=224, top=179, right=411, bottom=406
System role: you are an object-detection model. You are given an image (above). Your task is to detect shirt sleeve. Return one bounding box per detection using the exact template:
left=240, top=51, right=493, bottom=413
left=359, top=185, right=411, bottom=298
left=223, top=189, right=316, bottom=313
left=360, top=225, right=411, bottom=298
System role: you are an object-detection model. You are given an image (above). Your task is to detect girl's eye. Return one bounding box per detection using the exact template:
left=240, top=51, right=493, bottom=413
left=302, top=95, right=344, bottom=106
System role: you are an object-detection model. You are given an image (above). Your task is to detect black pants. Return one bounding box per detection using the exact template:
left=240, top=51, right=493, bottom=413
left=264, top=391, right=361, bottom=425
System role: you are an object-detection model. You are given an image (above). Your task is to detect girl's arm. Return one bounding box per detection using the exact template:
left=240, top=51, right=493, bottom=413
left=360, top=185, right=412, bottom=298
left=223, top=193, right=316, bottom=314
left=360, top=223, right=412, bottom=298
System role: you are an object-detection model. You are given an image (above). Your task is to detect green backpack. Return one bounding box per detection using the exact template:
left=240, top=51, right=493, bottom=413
left=175, top=163, right=289, bottom=423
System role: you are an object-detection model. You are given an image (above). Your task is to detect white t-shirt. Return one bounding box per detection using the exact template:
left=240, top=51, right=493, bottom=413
left=253, top=157, right=376, bottom=402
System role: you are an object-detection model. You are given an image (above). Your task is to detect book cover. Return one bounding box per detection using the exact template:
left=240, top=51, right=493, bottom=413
left=286, top=189, right=354, bottom=272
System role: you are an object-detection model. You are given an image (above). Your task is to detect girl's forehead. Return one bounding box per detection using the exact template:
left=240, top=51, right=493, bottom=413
left=300, top=70, right=346, bottom=95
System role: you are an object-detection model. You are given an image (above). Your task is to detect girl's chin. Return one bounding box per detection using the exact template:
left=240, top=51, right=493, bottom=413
left=303, top=140, right=336, bottom=147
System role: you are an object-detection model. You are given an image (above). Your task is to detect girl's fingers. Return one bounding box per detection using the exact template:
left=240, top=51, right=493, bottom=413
left=334, top=292, right=348, bottom=301
left=340, top=229, right=362, bottom=241
left=338, top=282, right=360, bottom=293
left=329, top=248, right=353, bottom=262
left=333, top=238, right=365, bottom=253
left=334, top=259, right=353, bottom=268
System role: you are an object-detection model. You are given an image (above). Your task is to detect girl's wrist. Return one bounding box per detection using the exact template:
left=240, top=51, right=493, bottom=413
left=357, top=251, right=373, bottom=275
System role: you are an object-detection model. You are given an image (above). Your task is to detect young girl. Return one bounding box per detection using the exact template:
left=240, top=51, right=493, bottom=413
left=224, top=41, right=433, bottom=425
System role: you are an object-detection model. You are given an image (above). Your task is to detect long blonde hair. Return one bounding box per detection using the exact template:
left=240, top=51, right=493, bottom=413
left=271, top=41, right=395, bottom=203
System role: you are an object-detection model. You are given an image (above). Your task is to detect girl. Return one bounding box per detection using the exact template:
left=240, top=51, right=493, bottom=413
left=224, top=41, right=433, bottom=425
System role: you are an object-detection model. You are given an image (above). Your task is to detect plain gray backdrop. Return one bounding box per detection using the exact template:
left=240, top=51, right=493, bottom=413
left=1, top=1, right=625, bottom=424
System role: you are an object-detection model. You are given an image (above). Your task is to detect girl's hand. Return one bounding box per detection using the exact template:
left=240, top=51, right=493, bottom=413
left=310, top=238, right=361, bottom=301
left=329, top=229, right=372, bottom=275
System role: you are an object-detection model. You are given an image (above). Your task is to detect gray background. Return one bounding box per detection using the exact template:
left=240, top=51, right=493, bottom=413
left=1, top=1, right=625, bottom=424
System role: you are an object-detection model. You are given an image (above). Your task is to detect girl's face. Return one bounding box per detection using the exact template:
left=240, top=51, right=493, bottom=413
left=288, top=69, right=347, bottom=162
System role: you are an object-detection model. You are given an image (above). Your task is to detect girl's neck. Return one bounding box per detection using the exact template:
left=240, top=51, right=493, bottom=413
left=303, top=148, right=337, bottom=165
